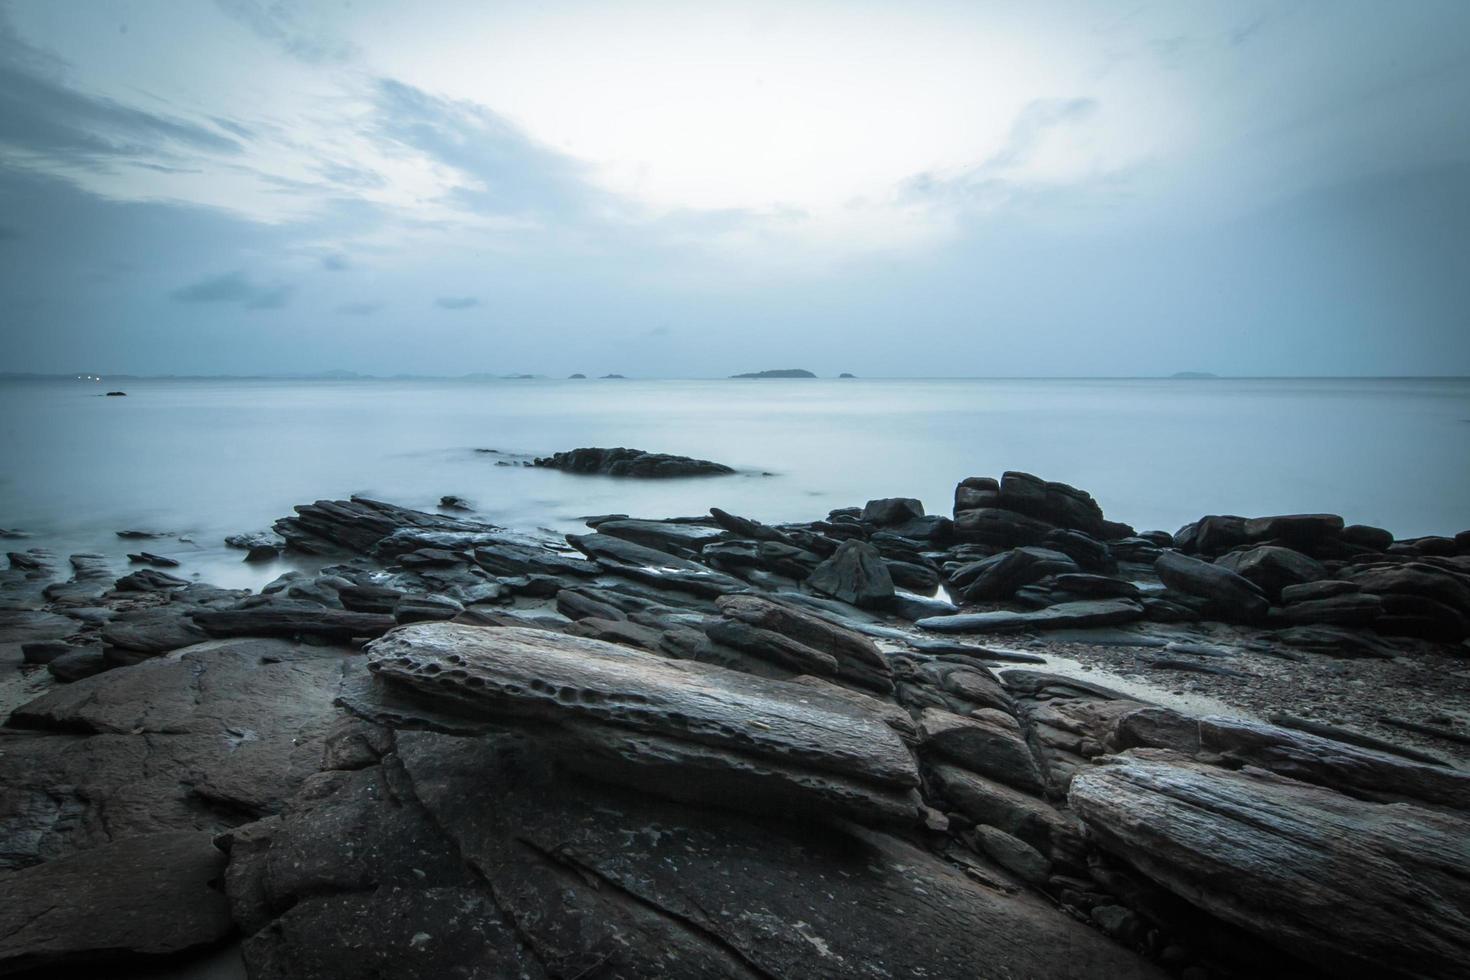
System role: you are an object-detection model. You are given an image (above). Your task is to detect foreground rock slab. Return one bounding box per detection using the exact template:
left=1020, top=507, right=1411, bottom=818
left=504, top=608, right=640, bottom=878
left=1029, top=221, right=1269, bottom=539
left=365, top=623, right=922, bottom=823
left=917, top=598, right=1144, bottom=633
left=1069, top=751, right=1470, bottom=979
left=0, top=830, right=232, bottom=975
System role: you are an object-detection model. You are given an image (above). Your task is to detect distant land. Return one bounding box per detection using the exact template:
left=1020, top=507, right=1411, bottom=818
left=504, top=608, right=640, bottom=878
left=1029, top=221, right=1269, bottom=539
left=1170, top=371, right=1220, bottom=379
left=729, top=368, right=818, bottom=379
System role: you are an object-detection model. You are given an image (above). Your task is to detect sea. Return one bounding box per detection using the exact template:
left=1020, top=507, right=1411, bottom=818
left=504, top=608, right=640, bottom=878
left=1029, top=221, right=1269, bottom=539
left=2, top=376, right=1467, bottom=590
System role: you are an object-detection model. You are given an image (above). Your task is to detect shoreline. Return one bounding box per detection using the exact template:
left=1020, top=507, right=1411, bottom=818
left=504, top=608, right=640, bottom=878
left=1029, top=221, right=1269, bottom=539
left=2, top=468, right=1469, bottom=977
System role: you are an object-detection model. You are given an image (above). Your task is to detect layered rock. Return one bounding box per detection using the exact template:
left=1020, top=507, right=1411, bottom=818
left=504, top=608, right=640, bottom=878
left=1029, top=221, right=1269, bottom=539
left=533, top=446, right=735, bottom=477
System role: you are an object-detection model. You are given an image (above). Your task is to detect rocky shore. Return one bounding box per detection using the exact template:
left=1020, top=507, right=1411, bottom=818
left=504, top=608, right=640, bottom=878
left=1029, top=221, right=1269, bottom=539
left=2, top=471, right=1468, bottom=978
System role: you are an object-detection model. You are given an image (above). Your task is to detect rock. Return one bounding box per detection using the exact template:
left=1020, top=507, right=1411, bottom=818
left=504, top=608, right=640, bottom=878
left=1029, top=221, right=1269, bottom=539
left=594, top=518, right=726, bottom=556
left=996, top=471, right=1109, bottom=537
left=566, top=533, right=748, bottom=597
left=714, top=594, right=892, bottom=692
left=275, top=496, right=499, bottom=556
left=885, top=558, right=941, bottom=594
left=1044, top=529, right=1117, bottom=573
left=1271, top=625, right=1402, bottom=659
left=0, top=609, right=76, bottom=661
left=533, top=447, right=735, bottom=478
left=1347, top=562, right=1470, bottom=617
left=115, top=529, right=165, bottom=540
left=46, top=647, right=108, bottom=681
left=961, top=547, right=1080, bottom=601
left=888, top=590, right=959, bottom=620
left=393, top=593, right=464, bottom=624
left=20, top=640, right=76, bottom=664
left=104, top=390, right=127, bottom=396
left=245, top=544, right=279, bottom=562
left=926, top=763, right=1080, bottom=856
left=125, top=551, right=180, bottom=567
left=918, top=707, right=1046, bottom=793
left=708, top=506, right=797, bottom=544
left=1280, top=579, right=1358, bottom=603
left=2, top=638, right=356, bottom=868
left=100, top=607, right=209, bottom=655
left=1215, top=545, right=1327, bottom=599
left=953, top=507, right=1057, bottom=547
left=729, top=368, right=816, bottom=378
left=973, top=824, right=1051, bottom=885
left=1053, top=573, right=1141, bottom=599
left=1242, top=513, right=1345, bottom=547
left=807, top=539, right=896, bottom=609
left=702, top=618, right=840, bottom=675
left=192, top=605, right=396, bottom=640
left=918, top=599, right=1145, bottom=634
left=364, top=624, right=922, bottom=824
left=438, top=494, right=473, bottom=511
left=1274, top=591, right=1383, bottom=627
left=114, top=568, right=191, bottom=591
left=1069, top=751, right=1470, bottom=978
left=1341, top=524, right=1394, bottom=551
left=226, top=530, right=284, bottom=550
left=862, top=497, right=925, bottom=525
left=1154, top=551, right=1268, bottom=622
left=0, top=830, right=231, bottom=975
left=1196, top=715, right=1470, bottom=809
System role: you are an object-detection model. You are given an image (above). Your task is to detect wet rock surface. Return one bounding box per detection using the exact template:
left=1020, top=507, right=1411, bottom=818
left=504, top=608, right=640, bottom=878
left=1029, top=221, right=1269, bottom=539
left=2, top=475, right=1468, bottom=978
left=533, top=446, right=736, bottom=478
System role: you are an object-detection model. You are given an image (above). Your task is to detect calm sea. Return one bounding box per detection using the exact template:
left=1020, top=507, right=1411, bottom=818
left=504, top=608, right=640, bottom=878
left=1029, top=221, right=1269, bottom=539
left=2, top=376, right=1467, bottom=588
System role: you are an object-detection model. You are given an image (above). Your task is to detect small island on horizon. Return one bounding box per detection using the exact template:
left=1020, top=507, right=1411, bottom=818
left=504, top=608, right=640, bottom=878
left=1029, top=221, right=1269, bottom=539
left=729, top=368, right=818, bottom=379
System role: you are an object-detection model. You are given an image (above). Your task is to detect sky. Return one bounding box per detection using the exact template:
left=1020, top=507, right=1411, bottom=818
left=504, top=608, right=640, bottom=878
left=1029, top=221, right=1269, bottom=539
left=0, top=0, right=1468, bottom=378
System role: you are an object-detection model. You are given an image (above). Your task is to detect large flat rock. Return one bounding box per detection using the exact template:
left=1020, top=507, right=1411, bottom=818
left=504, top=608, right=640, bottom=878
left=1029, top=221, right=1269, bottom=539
left=917, top=598, right=1145, bottom=633
left=365, top=623, right=921, bottom=823
left=1069, top=750, right=1470, bottom=978
left=0, top=830, right=232, bottom=975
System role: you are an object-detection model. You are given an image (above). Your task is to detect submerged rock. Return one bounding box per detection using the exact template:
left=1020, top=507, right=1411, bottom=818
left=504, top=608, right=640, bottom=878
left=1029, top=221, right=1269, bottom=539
left=534, top=446, right=735, bottom=478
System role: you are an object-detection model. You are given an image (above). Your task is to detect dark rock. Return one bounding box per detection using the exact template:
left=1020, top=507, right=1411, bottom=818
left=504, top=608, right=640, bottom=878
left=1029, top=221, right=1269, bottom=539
left=193, top=605, right=396, bottom=640
left=126, top=551, right=180, bottom=567
left=1044, top=529, right=1117, bottom=573
left=708, top=506, right=797, bottom=544
left=0, top=609, right=76, bottom=661
left=1347, top=562, right=1470, bottom=617
left=997, top=471, right=1109, bottom=537
left=114, top=568, right=191, bottom=591
left=1053, top=573, right=1141, bottom=599
left=1242, top=513, right=1345, bottom=547
left=1280, top=579, right=1358, bottom=603
left=533, top=447, right=735, bottom=478
left=365, top=624, right=922, bottom=824
left=46, top=647, right=108, bottom=681
left=1342, top=524, right=1394, bottom=551
left=885, top=558, right=941, bottom=594
left=393, top=593, right=465, bottom=624
left=593, top=518, right=725, bottom=556
left=244, top=544, right=279, bottom=562
left=566, top=533, right=748, bottom=597
left=918, top=599, right=1145, bottom=634
left=100, top=607, right=209, bottom=655
left=0, top=830, right=231, bottom=975
left=225, top=530, right=284, bottom=550
left=1271, top=625, right=1401, bottom=659
left=275, top=496, right=499, bottom=556
left=974, top=825, right=1051, bottom=884
left=438, top=494, right=473, bottom=511
left=1215, top=545, right=1327, bottom=599
left=807, top=539, right=896, bottom=609
left=887, top=590, right=959, bottom=620
left=115, top=529, right=165, bottom=540
left=714, top=593, right=893, bottom=692
left=104, top=390, right=127, bottom=396
left=21, top=640, right=76, bottom=664
left=1275, top=591, right=1384, bottom=627
left=862, top=497, right=925, bottom=525
left=1154, top=551, right=1268, bottom=622
left=962, top=547, right=1080, bottom=601
left=926, top=763, right=1080, bottom=857
left=917, top=707, right=1046, bottom=793
left=1069, top=751, right=1470, bottom=978
left=953, top=507, right=1057, bottom=547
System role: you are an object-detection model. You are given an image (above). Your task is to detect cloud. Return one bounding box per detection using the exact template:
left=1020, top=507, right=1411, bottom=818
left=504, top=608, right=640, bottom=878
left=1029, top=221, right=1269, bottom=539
left=434, top=295, right=479, bottom=310
left=0, top=12, right=244, bottom=172
left=214, top=0, right=355, bottom=64
left=171, top=270, right=293, bottom=309
left=320, top=253, right=349, bottom=271
left=336, top=300, right=381, bottom=315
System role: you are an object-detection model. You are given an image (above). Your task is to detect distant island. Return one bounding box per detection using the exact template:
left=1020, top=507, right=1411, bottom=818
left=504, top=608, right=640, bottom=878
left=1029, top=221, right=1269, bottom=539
left=729, top=368, right=816, bottom=379
left=838, top=373, right=856, bottom=378
left=1170, top=371, right=1220, bottom=379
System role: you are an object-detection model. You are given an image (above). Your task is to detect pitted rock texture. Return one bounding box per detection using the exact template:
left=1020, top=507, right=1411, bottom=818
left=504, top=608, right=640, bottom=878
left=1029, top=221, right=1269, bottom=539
left=364, top=623, right=921, bottom=823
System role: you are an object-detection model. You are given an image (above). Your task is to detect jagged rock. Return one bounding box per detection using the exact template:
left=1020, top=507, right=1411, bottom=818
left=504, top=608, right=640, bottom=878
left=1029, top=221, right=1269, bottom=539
left=99, top=607, right=208, bottom=655
left=714, top=594, right=893, bottom=692
left=393, top=593, right=464, bottom=624
left=1242, top=513, right=1345, bottom=547
left=337, top=583, right=406, bottom=614
left=708, top=506, right=798, bottom=544
left=1154, top=551, right=1268, bottom=622
left=917, top=599, right=1145, bottom=634
left=953, top=508, right=1057, bottom=547
left=566, top=533, right=748, bottom=597
left=533, top=447, right=735, bottom=478
left=1195, top=715, right=1470, bottom=809
left=974, top=824, right=1051, bottom=884
left=0, top=830, right=231, bottom=975
left=807, top=539, right=895, bottom=609
left=192, top=605, right=396, bottom=640
left=926, top=763, right=1081, bottom=858
left=1347, top=562, right=1470, bottom=617
left=114, top=567, right=190, bottom=591
left=364, top=624, right=922, bottom=824
left=917, top=707, right=1046, bottom=793
left=275, top=496, right=499, bottom=556
left=1215, top=545, right=1327, bottom=599
left=960, top=547, right=1080, bottom=601
left=126, top=551, right=179, bottom=567
left=472, top=535, right=598, bottom=577
left=593, top=518, right=725, bottom=556
left=1053, top=573, right=1141, bottom=599
left=996, top=471, right=1109, bottom=537
left=566, top=617, right=664, bottom=651
left=862, top=497, right=924, bottom=525
left=1069, top=751, right=1470, bottom=978
left=1280, top=579, right=1358, bottom=603
left=0, top=609, right=75, bottom=662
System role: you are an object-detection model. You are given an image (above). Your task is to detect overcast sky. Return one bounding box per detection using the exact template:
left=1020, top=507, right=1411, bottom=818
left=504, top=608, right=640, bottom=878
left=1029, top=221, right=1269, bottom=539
left=1, top=0, right=1468, bottom=377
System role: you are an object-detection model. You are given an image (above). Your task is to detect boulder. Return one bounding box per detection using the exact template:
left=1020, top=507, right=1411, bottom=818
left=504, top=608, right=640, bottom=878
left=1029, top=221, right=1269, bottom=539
left=1154, top=551, right=1268, bottom=622
left=1215, top=545, right=1327, bottom=599
left=917, top=708, right=1046, bottom=794
left=593, top=518, right=726, bottom=556
left=862, top=497, right=925, bottom=525
left=806, top=539, right=896, bottom=609
left=996, top=471, right=1108, bottom=537
left=1070, top=752, right=1470, bottom=978
left=566, top=533, right=749, bottom=597
left=962, top=547, right=1080, bottom=601
left=1274, top=592, right=1383, bottom=627
left=364, top=624, right=922, bottom=824
left=714, top=594, right=892, bottom=692
left=192, top=604, right=396, bottom=640
left=953, top=508, right=1057, bottom=547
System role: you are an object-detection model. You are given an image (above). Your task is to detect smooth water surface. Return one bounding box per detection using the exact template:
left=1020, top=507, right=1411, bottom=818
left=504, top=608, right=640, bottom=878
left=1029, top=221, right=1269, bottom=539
left=2, top=377, right=1467, bottom=588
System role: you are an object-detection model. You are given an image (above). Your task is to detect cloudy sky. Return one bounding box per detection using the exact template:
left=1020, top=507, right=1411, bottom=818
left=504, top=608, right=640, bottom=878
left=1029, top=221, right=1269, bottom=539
left=1, top=0, right=1467, bottom=377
